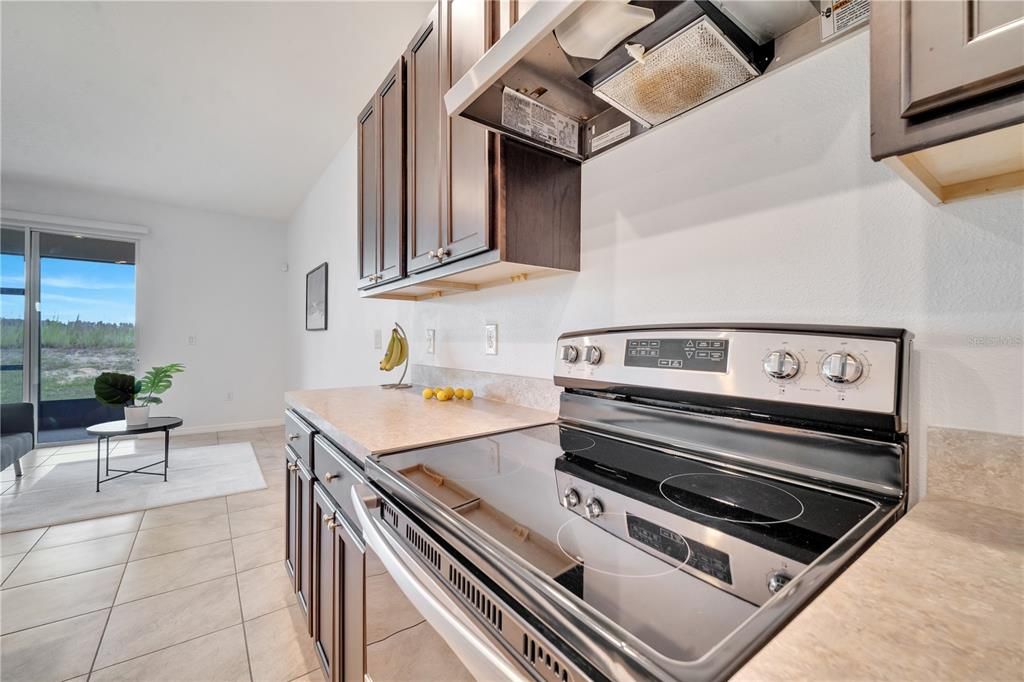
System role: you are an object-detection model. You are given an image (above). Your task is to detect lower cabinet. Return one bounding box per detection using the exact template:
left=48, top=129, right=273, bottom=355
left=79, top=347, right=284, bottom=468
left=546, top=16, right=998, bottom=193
left=285, top=447, right=314, bottom=634
left=311, top=482, right=366, bottom=682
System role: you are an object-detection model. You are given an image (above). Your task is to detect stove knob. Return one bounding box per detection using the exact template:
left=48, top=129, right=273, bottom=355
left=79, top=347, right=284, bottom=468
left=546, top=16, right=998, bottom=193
left=561, top=487, right=581, bottom=509
left=584, top=497, right=604, bottom=519
left=821, top=352, right=863, bottom=385
left=762, top=350, right=800, bottom=380
left=767, top=571, right=791, bottom=594
left=583, top=345, right=602, bottom=365
left=560, top=345, right=580, bottom=364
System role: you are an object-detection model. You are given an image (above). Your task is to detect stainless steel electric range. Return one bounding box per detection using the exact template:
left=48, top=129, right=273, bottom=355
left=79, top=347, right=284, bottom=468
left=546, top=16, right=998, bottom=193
left=352, top=324, right=911, bottom=682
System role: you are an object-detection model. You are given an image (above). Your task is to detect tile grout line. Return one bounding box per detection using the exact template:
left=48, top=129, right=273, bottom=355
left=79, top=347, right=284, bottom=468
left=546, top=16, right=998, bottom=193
left=0, top=525, right=50, bottom=589
left=85, top=619, right=244, bottom=677
left=227, top=501, right=257, bottom=682
left=3, top=512, right=284, bottom=592
left=85, top=525, right=141, bottom=681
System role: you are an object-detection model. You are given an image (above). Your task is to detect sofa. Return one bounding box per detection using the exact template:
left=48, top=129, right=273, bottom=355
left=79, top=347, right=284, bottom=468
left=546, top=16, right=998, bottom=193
left=1, top=402, right=35, bottom=477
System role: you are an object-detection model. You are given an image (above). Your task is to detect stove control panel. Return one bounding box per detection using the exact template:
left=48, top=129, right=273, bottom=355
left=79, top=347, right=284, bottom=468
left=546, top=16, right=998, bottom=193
left=555, top=327, right=905, bottom=417
left=624, top=338, right=729, bottom=373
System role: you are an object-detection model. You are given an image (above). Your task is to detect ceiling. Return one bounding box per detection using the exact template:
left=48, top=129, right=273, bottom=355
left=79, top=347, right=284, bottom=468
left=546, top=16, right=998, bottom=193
left=1, top=1, right=433, bottom=222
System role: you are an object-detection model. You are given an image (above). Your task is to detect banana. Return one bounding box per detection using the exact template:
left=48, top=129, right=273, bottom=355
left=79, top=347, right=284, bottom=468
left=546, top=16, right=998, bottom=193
left=396, top=333, right=408, bottom=366
left=380, top=328, right=403, bottom=371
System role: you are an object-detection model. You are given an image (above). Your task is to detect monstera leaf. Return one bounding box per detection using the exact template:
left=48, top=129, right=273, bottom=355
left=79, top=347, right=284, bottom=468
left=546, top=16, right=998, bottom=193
left=136, top=363, right=185, bottom=406
left=94, top=372, right=137, bottom=406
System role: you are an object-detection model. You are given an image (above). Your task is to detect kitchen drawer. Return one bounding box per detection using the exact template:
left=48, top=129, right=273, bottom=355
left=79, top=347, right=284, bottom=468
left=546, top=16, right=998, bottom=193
left=284, top=410, right=315, bottom=466
left=313, top=435, right=365, bottom=526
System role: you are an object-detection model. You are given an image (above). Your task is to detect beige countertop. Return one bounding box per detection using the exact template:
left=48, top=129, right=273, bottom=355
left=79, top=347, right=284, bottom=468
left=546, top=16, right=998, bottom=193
left=735, top=495, right=1024, bottom=681
left=285, top=386, right=556, bottom=462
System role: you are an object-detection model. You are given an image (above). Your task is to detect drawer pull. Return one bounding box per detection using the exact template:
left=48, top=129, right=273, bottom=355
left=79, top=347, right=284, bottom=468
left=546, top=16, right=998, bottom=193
left=324, top=472, right=341, bottom=482
left=287, top=433, right=300, bottom=442
left=287, top=463, right=298, bottom=471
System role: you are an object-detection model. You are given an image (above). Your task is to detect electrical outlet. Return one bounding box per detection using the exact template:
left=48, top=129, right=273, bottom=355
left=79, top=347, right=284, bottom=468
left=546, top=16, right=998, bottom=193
left=426, top=329, right=436, bottom=355
left=484, top=324, right=498, bottom=355
left=373, top=329, right=382, bottom=350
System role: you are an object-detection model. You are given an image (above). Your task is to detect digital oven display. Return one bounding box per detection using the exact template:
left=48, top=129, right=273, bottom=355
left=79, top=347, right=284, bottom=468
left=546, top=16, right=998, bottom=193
left=626, top=513, right=732, bottom=584
left=624, top=338, right=729, bottom=373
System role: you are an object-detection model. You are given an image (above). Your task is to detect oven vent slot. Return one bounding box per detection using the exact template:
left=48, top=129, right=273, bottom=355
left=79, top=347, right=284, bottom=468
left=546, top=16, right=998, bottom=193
left=447, top=564, right=503, bottom=631
left=522, top=633, right=573, bottom=682
left=380, top=500, right=399, bottom=529
left=404, top=524, right=441, bottom=571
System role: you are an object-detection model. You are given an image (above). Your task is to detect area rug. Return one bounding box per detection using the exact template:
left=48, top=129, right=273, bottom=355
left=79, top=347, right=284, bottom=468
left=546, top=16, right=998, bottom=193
left=0, top=443, right=267, bottom=532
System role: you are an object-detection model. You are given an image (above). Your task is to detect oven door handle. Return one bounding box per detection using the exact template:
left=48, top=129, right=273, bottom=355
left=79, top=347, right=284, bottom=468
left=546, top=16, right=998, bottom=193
left=351, top=486, right=530, bottom=682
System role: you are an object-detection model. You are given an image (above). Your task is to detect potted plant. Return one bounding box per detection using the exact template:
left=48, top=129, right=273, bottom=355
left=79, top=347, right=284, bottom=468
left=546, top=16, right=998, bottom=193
left=95, top=363, right=185, bottom=427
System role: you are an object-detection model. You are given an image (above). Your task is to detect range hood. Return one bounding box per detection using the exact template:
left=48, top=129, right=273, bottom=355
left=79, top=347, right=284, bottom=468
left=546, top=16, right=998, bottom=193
left=445, top=0, right=822, bottom=161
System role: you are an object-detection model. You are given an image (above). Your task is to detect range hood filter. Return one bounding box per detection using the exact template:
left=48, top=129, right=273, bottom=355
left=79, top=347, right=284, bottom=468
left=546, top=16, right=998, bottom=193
left=593, top=17, right=760, bottom=128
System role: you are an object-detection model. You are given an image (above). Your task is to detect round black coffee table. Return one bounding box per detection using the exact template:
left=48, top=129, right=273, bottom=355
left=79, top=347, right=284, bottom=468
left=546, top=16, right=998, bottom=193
left=86, top=417, right=183, bottom=492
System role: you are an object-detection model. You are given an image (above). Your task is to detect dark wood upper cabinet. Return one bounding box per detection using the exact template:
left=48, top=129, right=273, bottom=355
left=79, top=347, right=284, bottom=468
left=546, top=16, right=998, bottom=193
left=440, top=0, right=492, bottom=263
left=405, top=8, right=444, bottom=274
left=358, top=60, right=406, bottom=289
left=359, top=0, right=582, bottom=300
left=871, top=0, right=1024, bottom=203
left=378, top=63, right=405, bottom=285
left=357, top=100, right=379, bottom=289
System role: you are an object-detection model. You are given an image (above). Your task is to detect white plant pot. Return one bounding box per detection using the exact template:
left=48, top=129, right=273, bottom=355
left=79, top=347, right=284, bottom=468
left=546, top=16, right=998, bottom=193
left=124, top=405, right=150, bottom=427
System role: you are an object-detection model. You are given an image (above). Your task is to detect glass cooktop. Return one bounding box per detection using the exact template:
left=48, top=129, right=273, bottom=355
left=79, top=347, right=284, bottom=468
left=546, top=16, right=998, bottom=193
left=373, top=423, right=882, bottom=663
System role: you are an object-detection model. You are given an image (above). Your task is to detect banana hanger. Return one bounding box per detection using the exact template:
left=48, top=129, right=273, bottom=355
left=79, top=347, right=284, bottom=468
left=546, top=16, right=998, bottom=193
left=381, top=322, right=412, bottom=390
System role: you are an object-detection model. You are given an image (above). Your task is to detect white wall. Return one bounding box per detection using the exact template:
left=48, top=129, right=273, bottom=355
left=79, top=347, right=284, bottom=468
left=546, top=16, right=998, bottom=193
left=285, top=33, right=1023, bottom=492
left=2, top=181, right=288, bottom=431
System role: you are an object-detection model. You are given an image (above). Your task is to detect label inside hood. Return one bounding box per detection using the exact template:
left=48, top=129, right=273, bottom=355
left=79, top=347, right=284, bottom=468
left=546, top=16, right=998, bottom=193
left=501, top=88, right=579, bottom=155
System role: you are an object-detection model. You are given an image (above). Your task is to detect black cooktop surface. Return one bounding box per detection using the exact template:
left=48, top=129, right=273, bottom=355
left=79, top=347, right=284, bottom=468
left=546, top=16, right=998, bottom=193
left=554, top=425, right=878, bottom=564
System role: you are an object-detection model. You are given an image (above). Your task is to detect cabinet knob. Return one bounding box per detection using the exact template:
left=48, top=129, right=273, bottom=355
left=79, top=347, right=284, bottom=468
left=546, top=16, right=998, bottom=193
left=326, top=519, right=339, bottom=530
left=435, top=248, right=449, bottom=260
left=287, top=433, right=300, bottom=441
left=322, top=514, right=333, bottom=524
left=324, top=471, right=340, bottom=482
left=287, top=463, right=298, bottom=471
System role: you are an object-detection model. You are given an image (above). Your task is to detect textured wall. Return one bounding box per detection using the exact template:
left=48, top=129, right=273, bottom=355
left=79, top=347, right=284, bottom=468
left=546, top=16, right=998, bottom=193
left=286, top=32, right=1023, bottom=500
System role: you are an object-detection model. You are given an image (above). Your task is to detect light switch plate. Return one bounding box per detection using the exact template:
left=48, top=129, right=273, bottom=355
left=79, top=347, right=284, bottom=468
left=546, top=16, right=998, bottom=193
left=426, top=329, right=436, bottom=354
left=373, top=329, right=382, bottom=350
left=484, top=324, right=498, bottom=355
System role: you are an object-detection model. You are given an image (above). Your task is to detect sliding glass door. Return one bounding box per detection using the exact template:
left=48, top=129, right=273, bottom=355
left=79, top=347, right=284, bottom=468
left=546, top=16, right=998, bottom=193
left=0, top=225, right=137, bottom=443
left=1, top=227, right=28, bottom=405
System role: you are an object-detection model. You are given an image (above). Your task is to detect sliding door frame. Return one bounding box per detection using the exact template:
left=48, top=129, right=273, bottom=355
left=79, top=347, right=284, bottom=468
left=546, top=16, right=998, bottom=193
left=1, top=210, right=147, bottom=444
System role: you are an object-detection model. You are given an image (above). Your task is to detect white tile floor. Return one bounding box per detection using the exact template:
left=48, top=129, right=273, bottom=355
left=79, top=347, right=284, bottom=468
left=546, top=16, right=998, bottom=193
left=0, top=427, right=324, bottom=682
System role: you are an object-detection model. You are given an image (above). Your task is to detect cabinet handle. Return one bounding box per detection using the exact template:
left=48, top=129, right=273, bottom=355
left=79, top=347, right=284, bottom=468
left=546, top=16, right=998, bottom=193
left=287, top=463, right=298, bottom=471
left=325, top=472, right=340, bottom=482
left=327, top=519, right=339, bottom=530
left=287, top=433, right=300, bottom=441
left=322, top=514, right=333, bottom=524
left=435, top=248, right=450, bottom=261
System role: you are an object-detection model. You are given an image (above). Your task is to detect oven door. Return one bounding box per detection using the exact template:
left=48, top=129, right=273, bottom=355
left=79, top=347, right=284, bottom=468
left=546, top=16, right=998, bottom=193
left=352, top=485, right=532, bottom=682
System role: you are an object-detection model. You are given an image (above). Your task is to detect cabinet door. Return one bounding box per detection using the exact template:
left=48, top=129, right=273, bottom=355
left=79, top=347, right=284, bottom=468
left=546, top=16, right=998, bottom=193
left=441, top=0, right=493, bottom=263
left=339, top=517, right=365, bottom=682
left=297, top=461, right=314, bottom=634
left=357, top=98, right=380, bottom=289
left=285, top=450, right=299, bottom=585
left=312, top=484, right=340, bottom=681
left=378, top=60, right=405, bottom=285
left=901, top=0, right=1024, bottom=117
left=405, top=6, right=445, bottom=274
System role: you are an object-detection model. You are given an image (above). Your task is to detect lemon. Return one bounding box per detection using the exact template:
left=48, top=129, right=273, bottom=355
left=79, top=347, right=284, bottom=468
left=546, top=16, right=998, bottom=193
left=463, top=388, right=474, bottom=400
left=434, top=387, right=444, bottom=395
left=437, top=390, right=452, bottom=401
left=454, top=388, right=465, bottom=399
left=444, top=386, right=454, bottom=395
left=422, top=388, right=434, bottom=399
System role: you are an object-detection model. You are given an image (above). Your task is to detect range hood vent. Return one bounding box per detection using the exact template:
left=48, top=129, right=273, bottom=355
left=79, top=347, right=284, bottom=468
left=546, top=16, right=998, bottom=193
left=593, top=16, right=761, bottom=128
left=445, top=0, right=822, bottom=161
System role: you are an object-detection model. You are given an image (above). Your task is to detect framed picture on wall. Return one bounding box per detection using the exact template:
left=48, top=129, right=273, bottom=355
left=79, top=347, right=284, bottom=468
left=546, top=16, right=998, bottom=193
left=306, top=262, right=328, bottom=331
